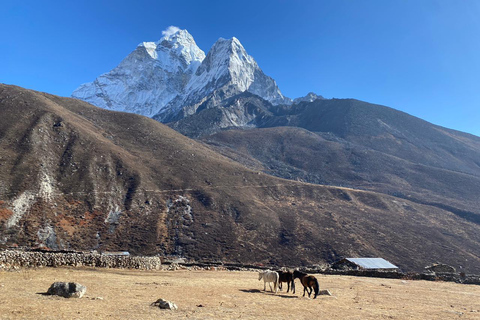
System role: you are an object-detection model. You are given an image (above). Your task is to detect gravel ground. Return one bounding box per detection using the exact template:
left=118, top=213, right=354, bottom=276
left=0, top=267, right=479, bottom=319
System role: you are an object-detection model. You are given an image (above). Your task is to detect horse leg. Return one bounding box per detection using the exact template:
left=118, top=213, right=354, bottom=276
left=269, top=282, right=273, bottom=292
left=303, top=285, right=307, bottom=297
left=308, top=287, right=312, bottom=298
left=279, top=282, right=283, bottom=291
left=286, top=281, right=290, bottom=293
left=292, top=280, right=295, bottom=294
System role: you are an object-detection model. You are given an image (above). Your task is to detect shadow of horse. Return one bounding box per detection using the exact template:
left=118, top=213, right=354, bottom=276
left=239, top=289, right=298, bottom=298
left=239, top=289, right=262, bottom=294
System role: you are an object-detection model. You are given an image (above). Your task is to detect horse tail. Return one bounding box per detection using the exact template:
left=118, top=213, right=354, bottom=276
left=313, top=278, right=319, bottom=299
left=275, top=272, right=279, bottom=293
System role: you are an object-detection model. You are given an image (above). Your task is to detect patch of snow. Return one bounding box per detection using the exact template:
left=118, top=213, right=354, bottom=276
left=39, top=170, right=55, bottom=201
left=37, top=224, right=57, bottom=248
left=105, top=206, right=122, bottom=224
left=7, top=191, right=36, bottom=228
left=139, top=42, right=158, bottom=59
left=293, top=92, right=324, bottom=104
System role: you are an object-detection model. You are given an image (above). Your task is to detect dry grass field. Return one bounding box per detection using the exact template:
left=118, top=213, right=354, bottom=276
left=0, top=267, right=479, bottom=319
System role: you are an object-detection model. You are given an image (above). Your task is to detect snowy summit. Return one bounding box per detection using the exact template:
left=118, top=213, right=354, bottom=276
left=72, top=27, right=292, bottom=121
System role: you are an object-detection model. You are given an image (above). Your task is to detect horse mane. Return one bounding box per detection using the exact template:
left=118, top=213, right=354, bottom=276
left=293, top=270, right=307, bottom=277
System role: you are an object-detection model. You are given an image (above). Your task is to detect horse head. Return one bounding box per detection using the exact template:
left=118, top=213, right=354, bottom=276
left=293, top=270, right=306, bottom=279
left=293, top=270, right=299, bottom=279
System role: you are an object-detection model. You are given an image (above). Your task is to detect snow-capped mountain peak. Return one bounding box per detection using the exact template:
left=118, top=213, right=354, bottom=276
left=136, top=28, right=205, bottom=73
left=72, top=28, right=205, bottom=117
left=179, top=36, right=290, bottom=112
left=155, top=29, right=205, bottom=72
left=186, top=37, right=257, bottom=93
left=72, top=28, right=291, bottom=121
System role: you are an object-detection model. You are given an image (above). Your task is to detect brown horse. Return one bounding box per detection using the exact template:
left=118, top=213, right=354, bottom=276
left=277, top=270, right=295, bottom=294
left=293, top=270, right=319, bottom=299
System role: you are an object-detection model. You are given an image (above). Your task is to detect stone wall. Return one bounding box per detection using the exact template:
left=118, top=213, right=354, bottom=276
left=0, top=250, right=161, bottom=270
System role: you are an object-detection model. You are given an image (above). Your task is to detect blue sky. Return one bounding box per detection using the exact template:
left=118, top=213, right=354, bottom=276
left=1, top=0, right=479, bottom=137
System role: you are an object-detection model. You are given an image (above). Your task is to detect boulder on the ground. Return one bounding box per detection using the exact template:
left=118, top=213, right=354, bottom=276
left=318, top=289, right=332, bottom=296
left=46, top=282, right=86, bottom=298
left=152, top=298, right=178, bottom=310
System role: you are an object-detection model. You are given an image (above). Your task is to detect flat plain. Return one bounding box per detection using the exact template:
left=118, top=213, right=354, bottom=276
left=0, top=267, right=479, bottom=319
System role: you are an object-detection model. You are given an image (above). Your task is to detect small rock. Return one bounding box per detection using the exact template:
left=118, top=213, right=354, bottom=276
left=46, top=282, right=86, bottom=298
left=152, top=298, right=178, bottom=310
left=318, top=289, right=332, bottom=296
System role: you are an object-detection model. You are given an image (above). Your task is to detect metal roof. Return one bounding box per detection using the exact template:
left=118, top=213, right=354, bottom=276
left=345, top=258, right=398, bottom=269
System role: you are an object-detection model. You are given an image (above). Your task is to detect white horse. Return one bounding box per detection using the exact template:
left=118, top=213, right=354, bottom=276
left=258, top=270, right=279, bottom=293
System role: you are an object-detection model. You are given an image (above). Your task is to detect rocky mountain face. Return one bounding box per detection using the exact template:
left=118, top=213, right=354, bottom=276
left=3, top=84, right=480, bottom=272
left=168, top=92, right=275, bottom=138
left=72, top=29, right=290, bottom=122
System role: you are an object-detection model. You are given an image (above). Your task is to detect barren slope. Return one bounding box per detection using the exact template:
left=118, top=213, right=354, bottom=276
left=1, top=84, right=480, bottom=272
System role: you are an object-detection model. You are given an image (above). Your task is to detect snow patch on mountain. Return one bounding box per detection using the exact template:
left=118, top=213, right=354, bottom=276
left=7, top=191, right=36, bottom=228
left=293, top=92, right=324, bottom=104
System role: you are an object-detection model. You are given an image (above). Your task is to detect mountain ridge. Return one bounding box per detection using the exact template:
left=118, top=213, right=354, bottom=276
left=3, top=84, right=480, bottom=272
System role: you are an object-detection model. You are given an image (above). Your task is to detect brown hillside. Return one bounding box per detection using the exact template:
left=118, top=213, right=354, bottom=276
left=202, top=126, right=480, bottom=218
left=1, top=84, right=480, bottom=272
